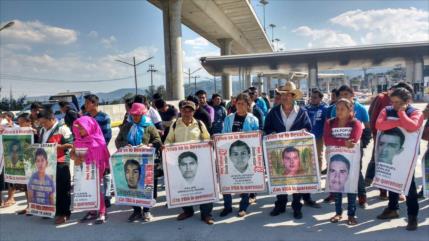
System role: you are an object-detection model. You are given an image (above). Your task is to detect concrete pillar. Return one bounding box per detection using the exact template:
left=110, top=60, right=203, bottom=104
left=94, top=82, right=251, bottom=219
left=308, top=62, right=318, bottom=90
left=414, top=56, right=424, bottom=99
left=245, top=74, right=251, bottom=89
left=219, top=38, right=233, bottom=98
left=265, top=76, right=272, bottom=93
left=162, top=0, right=184, bottom=100
left=405, top=58, right=415, bottom=84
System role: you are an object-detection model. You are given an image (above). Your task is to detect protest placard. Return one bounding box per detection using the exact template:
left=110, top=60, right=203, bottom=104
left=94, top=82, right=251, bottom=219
left=213, top=131, right=265, bottom=194
left=163, top=141, right=218, bottom=208
left=27, top=143, right=57, bottom=217
left=110, top=147, right=156, bottom=207
left=263, top=131, right=321, bottom=194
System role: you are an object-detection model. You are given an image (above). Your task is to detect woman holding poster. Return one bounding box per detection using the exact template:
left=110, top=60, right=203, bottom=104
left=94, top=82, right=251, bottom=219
left=375, top=87, right=424, bottom=231
left=220, top=93, right=259, bottom=218
left=323, top=98, right=363, bottom=225
left=71, top=116, right=110, bottom=224
left=115, top=103, right=162, bottom=222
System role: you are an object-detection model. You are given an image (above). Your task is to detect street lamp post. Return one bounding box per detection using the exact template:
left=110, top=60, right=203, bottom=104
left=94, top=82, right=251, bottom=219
left=0, top=21, right=14, bottom=31
left=274, top=38, right=280, bottom=51
left=259, top=0, right=269, bottom=33
left=269, top=24, right=276, bottom=47
left=116, top=56, right=154, bottom=95
left=184, top=67, right=201, bottom=96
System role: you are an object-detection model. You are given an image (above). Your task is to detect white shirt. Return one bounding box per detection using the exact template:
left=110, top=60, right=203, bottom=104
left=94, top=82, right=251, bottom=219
left=42, top=121, right=58, bottom=144
left=148, top=107, right=162, bottom=124
left=280, top=105, right=299, bottom=131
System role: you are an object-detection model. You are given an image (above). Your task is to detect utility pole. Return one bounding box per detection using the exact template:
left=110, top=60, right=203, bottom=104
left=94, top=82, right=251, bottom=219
left=194, top=75, right=200, bottom=94
left=259, top=0, right=269, bottom=33
left=147, top=64, right=158, bottom=88
left=116, top=56, right=153, bottom=95
left=184, top=67, right=201, bottom=96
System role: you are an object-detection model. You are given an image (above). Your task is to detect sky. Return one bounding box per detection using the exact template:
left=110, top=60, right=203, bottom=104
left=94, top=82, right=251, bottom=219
left=0, top=0, right=428, bottom=98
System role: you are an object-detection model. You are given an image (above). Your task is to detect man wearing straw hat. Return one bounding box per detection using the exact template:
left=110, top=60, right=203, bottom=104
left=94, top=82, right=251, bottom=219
left=264, top=81, right=321, bottom=219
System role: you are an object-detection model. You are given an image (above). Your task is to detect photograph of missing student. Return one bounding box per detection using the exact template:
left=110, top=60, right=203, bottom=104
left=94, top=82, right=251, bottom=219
left=163, top=142, right=218, bottom=208
left=263, top=131, right=321, bottom=194
left=110, top=147, right=156, bottom=207
left=214, top=131, right=265, bottom=194
left=373, top=127, right=423, bottom=194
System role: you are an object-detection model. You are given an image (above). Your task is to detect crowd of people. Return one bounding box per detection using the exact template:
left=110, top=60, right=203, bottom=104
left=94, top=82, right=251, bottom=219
left=0, top=81, right=428, bottom=231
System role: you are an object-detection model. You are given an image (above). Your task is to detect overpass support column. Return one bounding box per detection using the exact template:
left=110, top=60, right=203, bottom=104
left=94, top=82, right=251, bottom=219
left=219, top=38, right=233, bottom=98
left=405, top=58, right=415, bottom=84
left=414, top=56, right=424, bottom=99
left=245, top=74, right=251, bottom=89
left=308, top=61, right=318, bottom=90
left=265, top=76, right=272, bottom=93
left=162, top=0, right=184, bottom=100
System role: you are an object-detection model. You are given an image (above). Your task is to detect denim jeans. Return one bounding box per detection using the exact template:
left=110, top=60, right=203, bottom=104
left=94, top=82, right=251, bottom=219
left=103, top=171, right=112, bottom=199
left=334, top=193, right=357, bottom=216
left=365, top=144, right=376, bottom=180
left=182, top=203, right=213, bottom=219
left=223, top=193, right=249, bottom=212
left=387, top=175, right=418, bottom=216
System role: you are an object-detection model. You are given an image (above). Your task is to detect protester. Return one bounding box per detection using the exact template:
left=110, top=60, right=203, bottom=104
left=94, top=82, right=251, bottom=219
left=365, top=82, right=414, bottom=200
left=226, top=96, right=237, bottom=115
left=305, top=88, right=328, bottom=173
left=220, top=93, right=259, bottom=217
left=196, top=90, right=214, bottom=123
left=133, top=94, right=163, bottom=131
left=37, top=109, right=73, bottom=224
left=69, top=116, right=109, bottom=224
left=261, top=92, right=271, bottom=110
left=330, top=85, right=370, bottom=208
left=375, top=87, right=424, bottom=231
left=418, top=103, right=429, bottom=198
left=59, top=101, right=79, bottom=130
left=84, top=94, right=113, bottom=208
left=211, top=93, right=227, bottom=135
left=248, top=87, right=268, bottom=116
left=264, top=81, right=319, bottom=219
left=115, top=103, right=162, bottom=222
left=164, top=100, right=214, bottom=225
left=324, top=98, right=363, bottom=225
left=186, top=95, right=212, bottom=132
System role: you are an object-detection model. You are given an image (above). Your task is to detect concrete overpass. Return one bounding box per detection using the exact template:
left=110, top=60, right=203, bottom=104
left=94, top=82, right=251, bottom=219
left=148, top=0, right=273, bottom=100
left=200, top=41, right=429, bottom=97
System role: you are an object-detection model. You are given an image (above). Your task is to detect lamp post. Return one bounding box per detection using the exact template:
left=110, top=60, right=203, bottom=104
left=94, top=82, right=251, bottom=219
left=116, top=56, right=153, bottom=95
left=259, top=0, right=268, bottom=33
left=269, top=23, right=276, bottom=47
left=184, top=67, right=201, bottom=96
left=0, top=21, right=14, bottom=31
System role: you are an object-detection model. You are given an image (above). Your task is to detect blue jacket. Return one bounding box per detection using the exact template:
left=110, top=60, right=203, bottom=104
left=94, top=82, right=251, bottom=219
left=212, top=105, right=227, bottom=134
left=222, top=113, right=260, bottom=133
left=304, top=102, right=328, bottom=139
left=331, top=101, right=369, bottom=124
left=263, top=105, right=312, bottom=134
left=256, top=97, right=268, bottom=116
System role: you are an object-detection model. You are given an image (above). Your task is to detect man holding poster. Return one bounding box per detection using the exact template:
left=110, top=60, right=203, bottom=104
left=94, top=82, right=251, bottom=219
left=164, top=100, right=215, bottom=225
left=263, top=81, right=319, bottom=220
left=375, top=87, right=424, bottom=231
left=216, top=93, right=262, bottom=218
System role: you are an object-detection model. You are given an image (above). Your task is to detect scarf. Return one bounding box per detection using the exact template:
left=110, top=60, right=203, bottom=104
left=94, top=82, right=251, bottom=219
left=127, top=115, right=153, bottom=146
left=72, top=116, right=110, bottom=168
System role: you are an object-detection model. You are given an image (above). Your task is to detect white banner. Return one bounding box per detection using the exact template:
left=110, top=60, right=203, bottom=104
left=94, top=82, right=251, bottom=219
left=325, top=145, right=361, bottom=193
left=373, top=127, right=423, bottom=194
left=73, top=162, right=100, bottom=212
left=163, top=141, right=219, bottom=208
left=214, top=131, right=266, bottom=194
left=263, top=131, right=321, bottom=194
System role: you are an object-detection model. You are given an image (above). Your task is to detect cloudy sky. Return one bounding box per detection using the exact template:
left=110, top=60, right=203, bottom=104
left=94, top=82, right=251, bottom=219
left=0, top=0, right=428, bottom=97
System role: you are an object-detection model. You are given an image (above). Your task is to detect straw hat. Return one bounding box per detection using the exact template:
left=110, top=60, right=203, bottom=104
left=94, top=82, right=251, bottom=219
left=275, top=81, right=303, bottom=99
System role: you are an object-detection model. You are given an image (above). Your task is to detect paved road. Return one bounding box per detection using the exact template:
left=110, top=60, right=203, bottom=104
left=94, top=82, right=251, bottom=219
left=1, top=104, right=428, bottom=241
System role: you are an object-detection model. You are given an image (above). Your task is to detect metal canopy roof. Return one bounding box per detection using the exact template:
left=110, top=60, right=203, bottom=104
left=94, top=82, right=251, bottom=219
left=149, top=0, right=273, bottom=54
left=200, top=41, right=429, bottom=75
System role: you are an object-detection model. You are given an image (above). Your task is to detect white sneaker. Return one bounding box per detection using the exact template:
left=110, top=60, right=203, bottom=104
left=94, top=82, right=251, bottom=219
left=143, top=212, right=153, bottom=222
